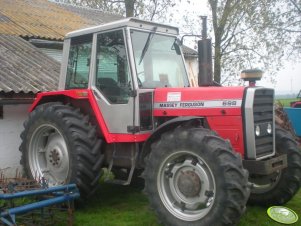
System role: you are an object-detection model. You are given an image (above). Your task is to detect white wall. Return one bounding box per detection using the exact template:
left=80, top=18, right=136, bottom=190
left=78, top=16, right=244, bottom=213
left=185, top=57, right=198, bottom=87
left=0, top=104, right=30, bottom=177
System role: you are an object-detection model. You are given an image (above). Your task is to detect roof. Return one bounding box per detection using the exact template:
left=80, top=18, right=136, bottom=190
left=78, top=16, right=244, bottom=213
left=67, top=17, right=179, bottom=38
left=0, top=34, right=60, bottom=93
left=0, top=0, right=123, bottom=40
left=182, top=45, right=198, bottom=57
left=0, top=0, right=194, bottom=95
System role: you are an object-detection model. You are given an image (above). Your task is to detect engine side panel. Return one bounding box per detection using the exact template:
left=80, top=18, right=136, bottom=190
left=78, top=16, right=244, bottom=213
left=207, top=116, right=244, bottom=156
left=153, top=86, right=245, bottom=155
left=153, top=87, right=244, bottom=117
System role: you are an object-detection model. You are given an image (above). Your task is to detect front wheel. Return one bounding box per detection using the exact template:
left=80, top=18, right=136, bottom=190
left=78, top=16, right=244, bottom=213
left=143, top=127, right=250, bottom=226
left=248, top=127, right=301, bottom=205
left=20, top=103, right=104, bottom=198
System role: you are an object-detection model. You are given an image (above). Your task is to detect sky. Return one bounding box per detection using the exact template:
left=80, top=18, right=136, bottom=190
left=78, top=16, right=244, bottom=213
left=258, top=62, right=301, bottom=95
left=168, top=0, right=301, bottom=95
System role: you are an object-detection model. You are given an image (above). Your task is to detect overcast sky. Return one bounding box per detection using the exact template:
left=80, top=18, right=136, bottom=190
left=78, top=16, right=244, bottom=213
left=258, top=62, right=301, bottom=95
left=169, top=0, right=301, bottom=95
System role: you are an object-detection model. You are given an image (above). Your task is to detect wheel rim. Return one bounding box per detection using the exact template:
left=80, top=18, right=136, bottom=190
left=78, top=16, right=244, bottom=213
left=157, top=151, right=216, bottom=221
left=250, top=171, right=282, bottom=194
left=29, top=124, right=70, bottom=186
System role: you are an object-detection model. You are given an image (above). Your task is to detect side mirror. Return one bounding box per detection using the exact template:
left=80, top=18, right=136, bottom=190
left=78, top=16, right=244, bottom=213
left=172, top=38, right=182, bottom=55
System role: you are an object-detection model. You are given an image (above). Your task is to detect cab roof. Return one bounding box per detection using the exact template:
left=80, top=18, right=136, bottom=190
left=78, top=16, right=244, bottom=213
left=65, top=17, right=179, bottom=38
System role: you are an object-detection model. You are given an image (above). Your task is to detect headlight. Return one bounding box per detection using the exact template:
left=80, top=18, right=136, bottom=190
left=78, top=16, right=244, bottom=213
left=267, top=123, right=272, bottom=134
left=255, top=125, right=261, bottom=136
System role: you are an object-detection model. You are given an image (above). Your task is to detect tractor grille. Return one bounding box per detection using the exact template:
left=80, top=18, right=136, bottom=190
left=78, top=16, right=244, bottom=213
left=244, top=87, right=275, bottom=160
left=253, top=89, right=274, bottom=158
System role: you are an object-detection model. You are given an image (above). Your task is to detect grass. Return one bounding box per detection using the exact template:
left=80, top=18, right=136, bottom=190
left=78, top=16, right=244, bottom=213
left=75, top=183, right=301, bottom=226
left=75, top=183, right=159, bottom=226
left=240, top=191, right=301, bottom=226
left=277, top=98, right=299, bottom=107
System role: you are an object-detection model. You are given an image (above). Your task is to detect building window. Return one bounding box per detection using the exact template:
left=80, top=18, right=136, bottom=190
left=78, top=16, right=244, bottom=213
left=0, top=106, right=3, bottom=119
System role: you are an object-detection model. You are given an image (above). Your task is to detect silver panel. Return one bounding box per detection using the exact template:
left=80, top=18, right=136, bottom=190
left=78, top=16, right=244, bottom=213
left=244, top=87, right=275, bottom=160
left=126, top=27, right=139, bottom=90
left=58, top=38, right=70, bottom=90
left=92, top=87, right=135, bottom=133
left=89, top=33, right=98, bottom=88
left=244, top=88, right=256, bottom=159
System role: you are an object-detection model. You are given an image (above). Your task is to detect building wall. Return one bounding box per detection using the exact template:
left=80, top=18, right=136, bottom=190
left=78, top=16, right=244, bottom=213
left=185, top=57, right=198, bottom=87
left=39, top=48, right=62, bottom=62
left=0, top=104, right=30, bottom=177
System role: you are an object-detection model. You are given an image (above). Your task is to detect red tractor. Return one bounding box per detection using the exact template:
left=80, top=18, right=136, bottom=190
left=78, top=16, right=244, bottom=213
left=20, top=18, right=301, bottom=226
left=290, top=90, right=301, bottom=108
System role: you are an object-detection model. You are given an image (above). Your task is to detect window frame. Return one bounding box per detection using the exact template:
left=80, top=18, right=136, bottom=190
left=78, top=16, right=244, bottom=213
left=0, top=105, right=3, bottom=119
left=129, top=28, right=190, bottom=89
left=93, top=28, right=134, bottom=104
left=65, top=34, right=93, bottom=90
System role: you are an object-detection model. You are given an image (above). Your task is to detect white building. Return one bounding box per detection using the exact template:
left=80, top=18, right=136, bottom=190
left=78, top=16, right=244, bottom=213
left=0, top=35, right=60, bottom=177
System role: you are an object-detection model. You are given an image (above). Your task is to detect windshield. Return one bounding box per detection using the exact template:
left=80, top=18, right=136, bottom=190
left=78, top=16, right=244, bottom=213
left=131, top=30, right=189, bottom=88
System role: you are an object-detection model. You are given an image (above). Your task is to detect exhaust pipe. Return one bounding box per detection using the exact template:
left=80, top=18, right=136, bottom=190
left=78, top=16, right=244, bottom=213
left=198, top=16, right=213, bottom=86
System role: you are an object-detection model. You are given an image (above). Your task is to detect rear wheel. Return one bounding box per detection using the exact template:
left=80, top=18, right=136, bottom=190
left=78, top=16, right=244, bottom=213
left=143, top=127, right=249, bottom=226
left=20, top=103, right=104, bottom=198
left=248, top=127, right=301, bottom=205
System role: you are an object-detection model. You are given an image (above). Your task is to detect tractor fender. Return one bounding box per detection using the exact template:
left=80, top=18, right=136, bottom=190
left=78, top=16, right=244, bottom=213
left=29, top=89, right=89, bottom=112
left=139, top=116, right=207, bottom=167
left=28, top=89, right=150, bottom=144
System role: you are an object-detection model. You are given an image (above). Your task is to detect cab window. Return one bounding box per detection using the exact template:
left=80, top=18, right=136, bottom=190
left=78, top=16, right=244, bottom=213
left=131, top=30, right=189, bottom=88
left=96, top=30, right=132, bottom=104
left=66, top=34, right=92, bottom=89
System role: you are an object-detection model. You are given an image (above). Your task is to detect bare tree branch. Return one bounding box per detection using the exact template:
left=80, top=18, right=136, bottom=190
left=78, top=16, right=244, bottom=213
left=289, top=0, right=301, bottom=14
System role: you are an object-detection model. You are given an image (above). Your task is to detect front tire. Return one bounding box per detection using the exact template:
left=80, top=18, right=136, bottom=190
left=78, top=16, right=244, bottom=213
left=248, top=127, right=301, bottom=205
left=20, top=103, right=104, bottom=198
left=143, top=127, right=249, bottom=226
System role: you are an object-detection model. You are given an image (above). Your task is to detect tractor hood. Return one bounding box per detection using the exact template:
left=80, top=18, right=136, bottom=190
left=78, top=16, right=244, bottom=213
left=153, top=86, right=246, bottom=117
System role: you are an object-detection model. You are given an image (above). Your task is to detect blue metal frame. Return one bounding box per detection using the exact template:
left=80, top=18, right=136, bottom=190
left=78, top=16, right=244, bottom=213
left=0, top=184, right=80, bottom=226
left=284, top=107, right=301, bottom=136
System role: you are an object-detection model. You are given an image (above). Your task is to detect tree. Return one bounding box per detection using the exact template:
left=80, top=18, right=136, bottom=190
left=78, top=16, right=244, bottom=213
left=208, top=0, right=301, bottom=84
left=269, top=0, right=301, bottom=57
left=58, top=0, right=301, bottom=85
left=60, top=0, right=177, bottom=21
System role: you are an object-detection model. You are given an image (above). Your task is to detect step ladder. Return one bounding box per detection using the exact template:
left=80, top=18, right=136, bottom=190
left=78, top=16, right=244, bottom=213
left=105, top=144, right=138, bottom=185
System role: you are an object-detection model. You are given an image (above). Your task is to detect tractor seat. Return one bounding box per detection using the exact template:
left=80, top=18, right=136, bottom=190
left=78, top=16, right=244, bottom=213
left=97, top=77, right=121, bottom=103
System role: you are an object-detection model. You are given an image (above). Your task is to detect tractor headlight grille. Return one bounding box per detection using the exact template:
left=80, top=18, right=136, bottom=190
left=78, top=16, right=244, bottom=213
left=244, top=88, right=275, bottom=160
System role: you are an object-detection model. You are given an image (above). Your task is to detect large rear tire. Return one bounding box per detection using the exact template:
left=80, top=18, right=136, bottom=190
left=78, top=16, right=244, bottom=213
left=248, top=127, right=301, bottom=205
left=143, top=127, right=249, bottom=226
left=20, top=103, right=104, bottom=198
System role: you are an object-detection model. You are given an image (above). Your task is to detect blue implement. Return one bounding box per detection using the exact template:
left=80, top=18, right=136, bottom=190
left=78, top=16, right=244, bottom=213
left=0, top=183, right=80, bottom=226
left=284, top=107, right=301, bottom=136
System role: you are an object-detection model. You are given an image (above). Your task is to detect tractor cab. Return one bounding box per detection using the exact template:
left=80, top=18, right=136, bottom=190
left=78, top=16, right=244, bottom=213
left=59, top=18, right=189, bottom=134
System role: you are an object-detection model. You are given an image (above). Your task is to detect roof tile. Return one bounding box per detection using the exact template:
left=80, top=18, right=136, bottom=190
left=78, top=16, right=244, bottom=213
left=0, top=34, right=60, bottom=93
left=0, top=0, right=122, bottom=40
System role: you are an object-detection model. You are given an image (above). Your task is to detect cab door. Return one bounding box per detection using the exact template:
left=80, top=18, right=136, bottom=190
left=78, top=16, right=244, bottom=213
left=91, top=29, right=135, bottom=134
